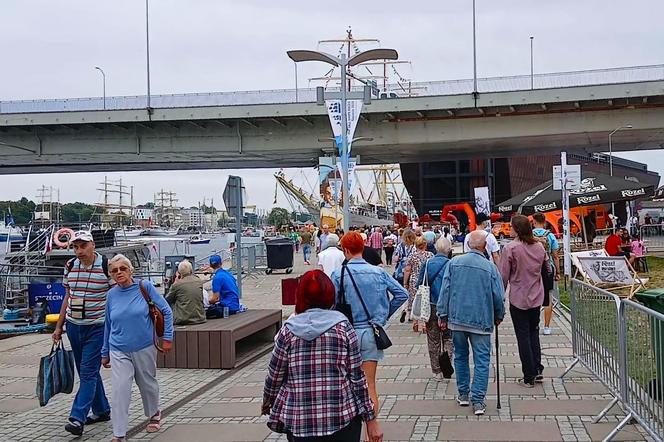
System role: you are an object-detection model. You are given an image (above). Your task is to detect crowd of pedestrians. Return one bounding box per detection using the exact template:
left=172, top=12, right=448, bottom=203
left=45, top=212, right=558, bottom=441
left=263, top=215, right=559, bottom=439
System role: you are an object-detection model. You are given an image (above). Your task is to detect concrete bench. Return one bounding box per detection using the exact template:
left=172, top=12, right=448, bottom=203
left=157, top=309, right=282, bottom=369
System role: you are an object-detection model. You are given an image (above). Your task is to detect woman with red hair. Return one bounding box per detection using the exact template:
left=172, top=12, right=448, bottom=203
left=331, top=231, right=409, bottom=432
left=262, top=270, right=382, bottom=441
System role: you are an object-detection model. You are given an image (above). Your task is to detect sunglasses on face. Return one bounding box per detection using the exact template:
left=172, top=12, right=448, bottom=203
left=110, top=266, right=130, bottom=274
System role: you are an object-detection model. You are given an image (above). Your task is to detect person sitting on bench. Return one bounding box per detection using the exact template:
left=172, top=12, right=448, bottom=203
left=206, top=255, right=240, bottom=318
left=165, top=260, right=206, bottom=325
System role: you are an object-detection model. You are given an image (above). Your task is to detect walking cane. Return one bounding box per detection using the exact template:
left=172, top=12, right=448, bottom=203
left=495, top=323, right=501, bottom=410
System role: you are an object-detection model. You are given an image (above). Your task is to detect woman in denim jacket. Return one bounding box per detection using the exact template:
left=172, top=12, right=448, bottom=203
left=331, top=231, right=408, bottom=428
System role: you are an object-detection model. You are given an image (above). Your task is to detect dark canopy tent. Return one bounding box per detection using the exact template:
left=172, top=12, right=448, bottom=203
left=653, top=185, right=664, bottom=201
left=496, top=171, right=655, bottom=215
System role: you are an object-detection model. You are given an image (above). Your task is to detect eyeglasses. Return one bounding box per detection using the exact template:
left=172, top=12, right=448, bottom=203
left=110, top=266, right=130, bottom=274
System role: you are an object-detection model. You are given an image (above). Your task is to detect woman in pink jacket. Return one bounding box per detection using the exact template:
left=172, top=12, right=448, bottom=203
left=499, top=215, right=548, bottom=388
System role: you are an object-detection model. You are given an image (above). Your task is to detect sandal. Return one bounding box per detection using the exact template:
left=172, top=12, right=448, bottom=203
left=146, top=410, right=161, bottom=433
left=412, top=320, right=419, bottom=333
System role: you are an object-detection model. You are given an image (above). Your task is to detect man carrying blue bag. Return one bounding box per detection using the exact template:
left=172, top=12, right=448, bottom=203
left=37, top=341, right=76, bottom=406
left=52, top=231, right=114, bottom=436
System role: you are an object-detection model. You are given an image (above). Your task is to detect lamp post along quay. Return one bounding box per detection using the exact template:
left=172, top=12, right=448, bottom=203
left=94, top=66, right=106, bottom=110
left=608, top=124, right=633, bottom=228
left=287, top=48, right=398, bottom=232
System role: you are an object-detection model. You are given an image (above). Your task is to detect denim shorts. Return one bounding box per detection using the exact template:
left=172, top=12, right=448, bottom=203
left=356, top=327, right=384, bottom=362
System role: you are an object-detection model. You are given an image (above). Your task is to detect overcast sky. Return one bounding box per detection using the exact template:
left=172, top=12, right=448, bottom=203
left=1, top=0, right=662, bottom=210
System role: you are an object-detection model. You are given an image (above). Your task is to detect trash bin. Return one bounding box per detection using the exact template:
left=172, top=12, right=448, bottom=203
left=634, top=288, right=664, bottom=400
left=265, top=238, right=294, bottom=274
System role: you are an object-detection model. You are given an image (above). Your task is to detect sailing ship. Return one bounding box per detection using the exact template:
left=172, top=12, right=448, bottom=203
left=275, top=165, right=414, bottom=227
left=149, top=190, right=183, bottom=235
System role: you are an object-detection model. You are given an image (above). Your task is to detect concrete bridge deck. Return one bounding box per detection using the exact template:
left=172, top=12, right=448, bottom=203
left=1, top=64, right=663, bottom=173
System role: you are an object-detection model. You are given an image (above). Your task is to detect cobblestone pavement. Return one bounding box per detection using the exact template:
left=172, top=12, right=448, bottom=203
left=0, top=251, right=655, bottom=441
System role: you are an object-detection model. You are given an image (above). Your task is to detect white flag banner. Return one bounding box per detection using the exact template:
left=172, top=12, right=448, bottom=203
left=325, top=99, right=363, bottom=156
left=474, top=187, right=491, bottom=216
left=345, top=100, right=362, bottom=154
left=337, top=158, right=357, bottom=193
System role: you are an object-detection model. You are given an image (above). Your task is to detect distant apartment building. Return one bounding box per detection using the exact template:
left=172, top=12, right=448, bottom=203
left=183, top=208, right=204, bottom=228
left=133, top=206, right=153, bottom=227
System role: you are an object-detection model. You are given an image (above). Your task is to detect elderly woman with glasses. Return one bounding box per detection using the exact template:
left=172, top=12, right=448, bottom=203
left=101, top=254, right=174, bottom=442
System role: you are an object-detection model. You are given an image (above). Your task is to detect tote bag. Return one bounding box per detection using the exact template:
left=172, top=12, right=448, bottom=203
left=37, top=340, right=75, bottom=406
left=411, top=260, right=431, bottom=321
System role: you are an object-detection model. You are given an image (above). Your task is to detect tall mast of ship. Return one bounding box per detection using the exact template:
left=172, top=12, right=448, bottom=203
left=312, top=27, right=415, bottom=96
left=35, top=185, right=60, bottom=227
left=96, top=176, right=133, bottom=227
left=154, top=189, right=180, bottom=227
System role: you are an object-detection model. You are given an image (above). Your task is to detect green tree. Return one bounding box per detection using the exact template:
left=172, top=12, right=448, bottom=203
left=61, top=202, right=97, bottom=224
left=0, top=198, right=36, bottom=225
left=267, top=207, right=291, bottom=228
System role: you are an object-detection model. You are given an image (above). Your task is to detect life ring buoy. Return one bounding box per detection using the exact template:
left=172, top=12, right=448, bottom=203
left=53, top=228, right=75, bottom=248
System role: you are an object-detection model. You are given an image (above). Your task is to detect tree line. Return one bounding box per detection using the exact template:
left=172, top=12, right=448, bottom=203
left=0, top=198, right=150, bottom=226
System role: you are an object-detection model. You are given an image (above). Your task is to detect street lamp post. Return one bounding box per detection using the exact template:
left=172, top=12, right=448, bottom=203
left=288, top=48, right=398, bottom=232
left=145, top=0, right=152, bottom=111
left=94, top=66, right=106, bottom=110
left=472, top=0, right=478, bottom=97
left=608, top=124, right=633, bottom=229
left=530, top=36, right=534, bottom=90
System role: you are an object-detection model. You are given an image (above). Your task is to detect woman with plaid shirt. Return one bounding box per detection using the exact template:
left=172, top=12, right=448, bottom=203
left=262, top=270, right=382, bottom=441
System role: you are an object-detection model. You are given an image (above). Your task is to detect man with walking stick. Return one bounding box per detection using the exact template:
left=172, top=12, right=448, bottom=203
left=438, top=231, right=505, bottom=415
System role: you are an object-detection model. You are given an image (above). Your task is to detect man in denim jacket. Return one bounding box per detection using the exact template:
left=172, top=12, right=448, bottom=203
left=437, top=231, right=505, bottom=416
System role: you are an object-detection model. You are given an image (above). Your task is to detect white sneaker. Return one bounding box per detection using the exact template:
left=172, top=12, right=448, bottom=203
left=543, top=327, right=552, bottom=335
left=432, top=373, right=444, bottom=382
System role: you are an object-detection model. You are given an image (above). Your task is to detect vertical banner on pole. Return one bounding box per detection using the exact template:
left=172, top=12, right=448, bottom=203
left=560, top=152, right=572, bottom=277
left=474, top=186, right=491, bottom=218
left=325, top=99, right=363, bottom=156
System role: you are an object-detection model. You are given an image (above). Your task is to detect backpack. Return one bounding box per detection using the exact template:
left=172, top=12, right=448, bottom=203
left=533, top=229, right=554, bottom=290
left=66, top=254, right=110, bottom=278
left=533, top=229, right=553, bottom=262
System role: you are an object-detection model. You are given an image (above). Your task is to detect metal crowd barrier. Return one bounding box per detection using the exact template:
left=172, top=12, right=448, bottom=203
left=563, top=280, right=663, bottom=441
left=229, top=243, right=267, bottom=278
left=621, top=300, right=664, bottom=439
left=640, top=225, right=664, bottom=254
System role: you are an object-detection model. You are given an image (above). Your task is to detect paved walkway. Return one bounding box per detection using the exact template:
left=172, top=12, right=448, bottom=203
left=0, top=252, right=654, bottom=441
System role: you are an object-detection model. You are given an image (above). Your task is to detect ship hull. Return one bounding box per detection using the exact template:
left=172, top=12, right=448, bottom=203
left=307, top=207, right=393, bottom=228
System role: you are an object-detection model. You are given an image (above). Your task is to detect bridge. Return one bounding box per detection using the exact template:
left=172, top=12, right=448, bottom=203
left=1, top=64, right=663, bottom=174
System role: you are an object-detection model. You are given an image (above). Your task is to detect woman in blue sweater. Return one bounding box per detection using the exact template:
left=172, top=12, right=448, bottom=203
left=101, top=254, right=173, bottom=442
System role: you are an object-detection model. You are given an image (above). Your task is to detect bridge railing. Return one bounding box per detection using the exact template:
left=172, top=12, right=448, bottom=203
left=1, top=64, right=663, bottom=114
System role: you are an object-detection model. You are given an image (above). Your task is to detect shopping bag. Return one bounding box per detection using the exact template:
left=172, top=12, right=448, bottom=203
left=37, top=341, right=75, bottom=406
left=411, top=260, right=431, bottom=321
left=419, top=288, right=431, bottom=322
left=438, top=351, right=454, bottom=378
left=411, top=290, right=423, bottom=320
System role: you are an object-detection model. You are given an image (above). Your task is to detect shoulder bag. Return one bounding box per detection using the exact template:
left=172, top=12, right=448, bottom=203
left=344, top=265, right=392, bottom=350
left=139, top=279, right=166, bottom=352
